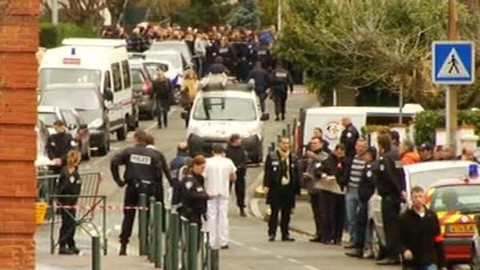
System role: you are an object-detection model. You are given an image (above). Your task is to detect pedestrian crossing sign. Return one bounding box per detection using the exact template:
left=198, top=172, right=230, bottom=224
left=432, top=41, right=475, bottom=85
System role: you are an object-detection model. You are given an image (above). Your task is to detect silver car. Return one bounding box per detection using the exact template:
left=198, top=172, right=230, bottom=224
left=369, top=160, right=476, bottom=260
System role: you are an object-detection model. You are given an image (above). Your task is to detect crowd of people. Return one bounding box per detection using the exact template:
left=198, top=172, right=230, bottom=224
left=271, top=118, right=477, bottom=268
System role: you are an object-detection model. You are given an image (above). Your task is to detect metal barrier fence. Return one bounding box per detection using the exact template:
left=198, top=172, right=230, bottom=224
left=138, top=194, right=220, bottom=270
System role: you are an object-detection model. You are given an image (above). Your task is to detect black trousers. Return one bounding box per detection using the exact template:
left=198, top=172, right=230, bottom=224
left=381, top=195, right=401, bottom=260
left=230, top=167, right=246, bottom=208
left=59, top=207, right=77, bottom=248
left=354, top=200, right=369, bottom=248
left=320, top=190, right=345, bottom=244
left=255, top=90, right=267, bottom=113
left=268, top=204, right=292, bottom=238
left=273, top=92, right=287, bottom=117
left=156, top=100, right=169, bottom=127
left=309, top=192, right=323, bottom=238
left=119, top=181, right=158, bottom=244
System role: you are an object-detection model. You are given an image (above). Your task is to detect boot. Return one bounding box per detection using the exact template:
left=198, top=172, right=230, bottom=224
left=240, top=208, right=246, bottom=217
left=59, top=246, right=74, bottom=255
left=345, top=248, right=363, bottom=258
left=119, top=243, right=127, bottom=256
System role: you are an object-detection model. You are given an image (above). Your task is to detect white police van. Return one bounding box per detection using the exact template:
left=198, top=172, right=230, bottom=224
left=39, top=38, right=136, bottom=144
left=182, top=74, right=269, bottom=163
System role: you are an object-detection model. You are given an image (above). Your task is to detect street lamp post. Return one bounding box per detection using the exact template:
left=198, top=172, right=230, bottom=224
left=52, top=0, right=59, bottom=25
left=446, top=0, right=458, bottom=153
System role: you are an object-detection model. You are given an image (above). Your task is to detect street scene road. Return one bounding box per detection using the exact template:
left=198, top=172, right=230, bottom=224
left=35, top=86, right=394, bottom=270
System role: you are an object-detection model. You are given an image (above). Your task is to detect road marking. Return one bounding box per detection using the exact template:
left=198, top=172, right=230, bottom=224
left=145, top=107, right=179, bottom=132
left=229, top=239, right=245, bottom=246
left=287, top=258, right=302, bottom=264
left=303, top=265, right=320, bottom=270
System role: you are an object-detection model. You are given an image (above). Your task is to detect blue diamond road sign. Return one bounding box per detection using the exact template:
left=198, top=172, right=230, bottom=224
left=432, top=41, right=475, bottom=85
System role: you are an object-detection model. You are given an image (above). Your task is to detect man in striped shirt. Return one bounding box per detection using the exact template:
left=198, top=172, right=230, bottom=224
left=344, top=138, right=366, bottom=249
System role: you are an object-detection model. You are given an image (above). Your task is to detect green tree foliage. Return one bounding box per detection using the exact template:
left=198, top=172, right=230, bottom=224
left=414, top=110, right=480, bottom=145
left=40, top=22, right=97, bottom=48
left=274, top=0, right=480, bottom=109
left=257, top=0, right=276, bottom=27
left=226, top=0, right=262, bottom=30
left=172, top=0, right=232, bottom=30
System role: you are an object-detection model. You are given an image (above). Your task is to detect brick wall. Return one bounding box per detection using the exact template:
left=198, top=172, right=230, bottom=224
left=0, top=1, right=39, bottom=269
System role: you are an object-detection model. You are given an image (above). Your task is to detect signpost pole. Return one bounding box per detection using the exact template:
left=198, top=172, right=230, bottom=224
left=446, top=0, right=458, bottom=154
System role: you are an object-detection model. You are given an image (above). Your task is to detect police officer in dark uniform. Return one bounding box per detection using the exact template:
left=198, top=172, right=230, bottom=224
left=46, top=120, right=75, bottom=175
left=57, top=150, right=82, bottom=255
left=248, top=61, right=271, bottom=114
left=226, top=134, right=249, bottom=217
left=207, top=56, right=228, bottom=75
left=232, top=41, right=250, bottom=82
left=346, top=147, right=377, bottom=258
left=340, top=117, right=360, bottom=159
left=110, top=130, right=169, bottom=255
left=270, top=61, right=293, bottom=121
left=178, top=155, right=212, bottom=228
left=375, top=132, right=405, bottom=265
left=263, top=136, right=300, bottom=241
left=254, top=41, right=272, bottom=71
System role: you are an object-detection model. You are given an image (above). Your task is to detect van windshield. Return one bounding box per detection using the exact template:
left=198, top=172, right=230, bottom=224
left=40, top=89, right=102, bottom=111
left=39, top=68, right=101, bottom=90
left=192, top=97, right=257, bottom=121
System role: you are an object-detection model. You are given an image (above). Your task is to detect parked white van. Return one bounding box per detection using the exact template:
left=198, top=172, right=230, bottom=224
left=39, top=38, right=136, bottom=142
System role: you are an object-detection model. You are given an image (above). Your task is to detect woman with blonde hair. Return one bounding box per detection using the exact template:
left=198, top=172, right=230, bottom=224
left=57, top=150, right=82, bottom=255
left=180, top=69, right=199, bottom=127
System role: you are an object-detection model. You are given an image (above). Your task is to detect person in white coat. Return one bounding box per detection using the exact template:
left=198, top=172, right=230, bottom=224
left=204, top=144, right=237, bottom=249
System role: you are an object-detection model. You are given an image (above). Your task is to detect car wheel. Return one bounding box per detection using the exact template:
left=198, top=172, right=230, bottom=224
left=82, top=142, right=91, bottom=161
left=372, top=223, right=385, bottom=260
left=97, top=135, right=110, bottom=156
left=472, top=246, right=480, bottom=270
left=117, top=122, right=127, bottom=141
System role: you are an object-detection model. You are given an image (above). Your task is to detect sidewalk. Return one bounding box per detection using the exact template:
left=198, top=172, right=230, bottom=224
left=250, top=196, right=316, bottom=237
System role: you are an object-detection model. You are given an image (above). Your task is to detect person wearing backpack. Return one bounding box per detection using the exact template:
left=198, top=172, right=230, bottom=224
left=151, top=70, right=174, bottom=129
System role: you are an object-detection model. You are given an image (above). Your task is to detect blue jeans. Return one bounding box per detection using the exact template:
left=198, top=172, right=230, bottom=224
left=345, top=187, right=359, bottom=245
left=403, top=263, right=438, bottom=270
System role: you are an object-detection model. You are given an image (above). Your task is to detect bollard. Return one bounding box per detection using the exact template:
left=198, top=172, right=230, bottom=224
left=154, top=202, right=163, bottom=268
left=270, top=142, right=275, bottom=152
left=187, top=223, right=198, bottom=270
left=148, top=196, right=156, bottom=261
left=139, top=193, right=148, bottom=256
left=287, top=123, right=291, bottom=137
left=210, top=248, right=220, bottom=270
left=92, top=236, right=101, bottom=270
left=170, top=212, right=180, bottom=270
left=282, top=128, right=287, bottom=137
left=163, top=210, right=171, bottom=270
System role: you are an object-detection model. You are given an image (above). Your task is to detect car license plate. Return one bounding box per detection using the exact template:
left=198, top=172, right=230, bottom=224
left=448, top=224, right=475, bottom=233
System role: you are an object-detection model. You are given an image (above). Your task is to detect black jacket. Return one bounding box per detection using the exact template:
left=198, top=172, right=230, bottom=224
left=359, top=163, right=376, bottom=202
left=263, top=151, right=300, bottom=208
left=316, top=153, right=347, bottom=190
left=270, top=68, right=293, bottom=93
left=247, top=67, right=270, bottom=92
left=110, top=146, right=169, bottom=186
left=226, top=144, right=249, bottom=169
left=46, top=131, right=74, bottom=166
left=399, top=207, right=446, bottom=268
left=339, top=123, right=359, bottom=158
left=178, top=172, right=209, bottom=220
left=375, top=149, right=405, bottom=198
left=57, top=167, right=81, bottom=205
left=152, top=79, right=173, bottom=102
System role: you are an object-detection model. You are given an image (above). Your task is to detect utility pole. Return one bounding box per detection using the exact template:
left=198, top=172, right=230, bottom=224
left=52, top=0, right=59, bottom=25
left=446, top=0, right=458, bottom=153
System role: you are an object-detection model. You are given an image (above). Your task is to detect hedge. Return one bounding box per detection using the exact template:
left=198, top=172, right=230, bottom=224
left=414, top=110, right=480, bottom=145
left=40, top=22, right=97, bottom=48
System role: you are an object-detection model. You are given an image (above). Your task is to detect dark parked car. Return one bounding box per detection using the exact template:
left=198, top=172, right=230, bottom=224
left=37, top=105, right=91, bottom=160
left=130, top=59, right=154, bottom=118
